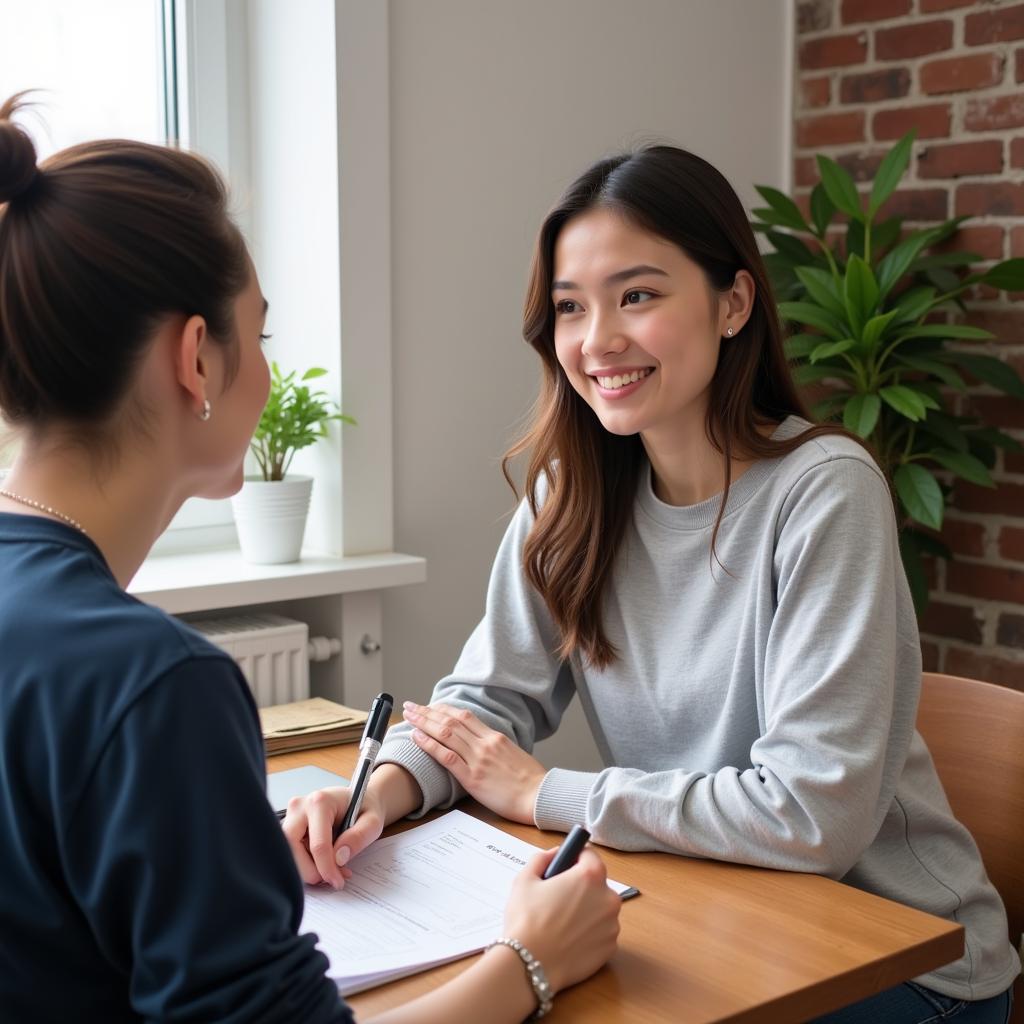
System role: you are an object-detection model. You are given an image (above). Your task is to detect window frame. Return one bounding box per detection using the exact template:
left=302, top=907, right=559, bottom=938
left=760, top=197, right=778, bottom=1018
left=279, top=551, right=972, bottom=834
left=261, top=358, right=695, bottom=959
left=154, top=0, right=248, bottom=542
left=156, top=0, right=395, bottom=558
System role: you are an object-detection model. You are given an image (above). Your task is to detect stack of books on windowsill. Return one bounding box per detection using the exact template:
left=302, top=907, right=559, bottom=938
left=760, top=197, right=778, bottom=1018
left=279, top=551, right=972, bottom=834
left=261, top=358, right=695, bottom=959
left=260, top=697, right=368, bottom=755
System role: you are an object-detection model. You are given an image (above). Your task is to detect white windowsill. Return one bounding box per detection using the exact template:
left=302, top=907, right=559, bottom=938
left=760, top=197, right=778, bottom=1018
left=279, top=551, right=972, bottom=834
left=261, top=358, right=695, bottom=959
left=129, top=547, right=426, bottom=614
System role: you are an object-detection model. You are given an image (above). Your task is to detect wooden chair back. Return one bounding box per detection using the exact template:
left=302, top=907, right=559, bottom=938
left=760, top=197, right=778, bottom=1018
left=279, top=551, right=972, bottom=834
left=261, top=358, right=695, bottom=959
left=917, top=672, right=1024, bottom=1018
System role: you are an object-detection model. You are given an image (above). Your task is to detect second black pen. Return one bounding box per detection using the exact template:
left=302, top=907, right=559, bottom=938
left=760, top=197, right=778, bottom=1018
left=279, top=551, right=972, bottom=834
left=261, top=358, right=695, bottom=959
left=542, top=824, right=591, bottom=878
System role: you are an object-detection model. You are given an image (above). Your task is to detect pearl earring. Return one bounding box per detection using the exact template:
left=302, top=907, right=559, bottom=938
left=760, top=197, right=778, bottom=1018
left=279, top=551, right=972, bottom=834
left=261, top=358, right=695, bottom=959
left=198, top=399, right=211, bottom=421
left=726, top=327, right=735, bottom=337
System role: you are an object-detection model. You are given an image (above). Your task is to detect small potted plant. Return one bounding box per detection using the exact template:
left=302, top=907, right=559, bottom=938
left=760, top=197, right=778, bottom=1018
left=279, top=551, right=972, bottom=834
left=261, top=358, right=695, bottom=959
left=231, top=363, right=354, bottom=564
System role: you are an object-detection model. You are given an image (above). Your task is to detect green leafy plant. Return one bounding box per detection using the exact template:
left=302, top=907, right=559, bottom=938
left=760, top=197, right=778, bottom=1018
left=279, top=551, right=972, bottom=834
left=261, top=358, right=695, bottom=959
left=752, top=130, right=1024, bottom=613
left=251, top=363, right=354, bottom=482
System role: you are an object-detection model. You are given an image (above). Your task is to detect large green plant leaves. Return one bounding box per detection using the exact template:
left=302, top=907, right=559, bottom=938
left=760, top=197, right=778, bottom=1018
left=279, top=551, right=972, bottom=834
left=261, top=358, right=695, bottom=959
left=896, top=355, right=967, bottom=391
left=981, top=258, right=1024, bottom=290
left=872, top=217, right=904, bottom=256
left=767, top=230, right=818, bottom=265
left=778, top=301, right=847, bottom=341
left=752, top=130, right=1021, bottom=620
left=795, top=267, right=847, bottom=319
left=898, top=534, right=927, bottom=614
left=879, top=385, right=933, bottom=421
left=868, top=131, right=914, bottom=218
left=809, top=183, right=835, bottom=236
left=876, top=229, right=938, bottom=299
left=754, top=185, right=810, bottom=233
left=809, top=339, right=856, bottom=363
left=950, top=353, right=1024, bottom=398
left=918, top=411, right=969, bottom=453
left=967, top=427, right=1023, bottom=452
left=895, top=323, right=995, bottom=342
left=928, top=450, right=994, bottom=487
left=816, top=155, right=862, bottom=220
left=783, top=333, right=821, bottom=359
left=843, top=393, right=881, bottom=437
left=861, top=309, right=900, bottom=351
left=889, top=286, right=937, bottom=325
left=843, top=255, right=879, bottom=338
left=894, top=464, right=943, bottom=530
left=913, top=250, right=983, bottom=272
left=792, top=363, right=855, bottom=386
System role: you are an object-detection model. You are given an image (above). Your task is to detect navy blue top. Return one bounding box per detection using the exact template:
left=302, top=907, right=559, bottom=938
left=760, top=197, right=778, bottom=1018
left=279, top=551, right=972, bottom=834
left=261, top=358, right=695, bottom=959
left=0, top=514, right=353, bottom=1023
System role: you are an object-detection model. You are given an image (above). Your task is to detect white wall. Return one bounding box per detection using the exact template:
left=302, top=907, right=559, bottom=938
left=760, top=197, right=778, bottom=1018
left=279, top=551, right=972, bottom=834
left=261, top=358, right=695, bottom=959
left=240, top=0, right=398, bottom=565
left=383, top=0, right=793, bottom=769
left=247, top=0, right=346, bottom=556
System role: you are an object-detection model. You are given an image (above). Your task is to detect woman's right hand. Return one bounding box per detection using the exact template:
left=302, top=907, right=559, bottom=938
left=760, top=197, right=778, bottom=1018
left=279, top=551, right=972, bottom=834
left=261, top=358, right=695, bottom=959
left=281, top=785, right=385, bottom=889
left=280, top=764, right=422, bottom=889
left=502, top=846, right=622, bottom=996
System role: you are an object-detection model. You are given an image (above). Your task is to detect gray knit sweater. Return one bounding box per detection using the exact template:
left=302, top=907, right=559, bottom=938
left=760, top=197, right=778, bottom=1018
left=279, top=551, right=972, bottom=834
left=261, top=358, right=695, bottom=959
left=378, top=416, right=1020, bottom=1000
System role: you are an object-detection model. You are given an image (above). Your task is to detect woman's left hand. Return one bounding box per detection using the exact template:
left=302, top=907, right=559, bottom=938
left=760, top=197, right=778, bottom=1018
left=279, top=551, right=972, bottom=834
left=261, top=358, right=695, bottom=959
left=403, top=701, right=547, bottom=824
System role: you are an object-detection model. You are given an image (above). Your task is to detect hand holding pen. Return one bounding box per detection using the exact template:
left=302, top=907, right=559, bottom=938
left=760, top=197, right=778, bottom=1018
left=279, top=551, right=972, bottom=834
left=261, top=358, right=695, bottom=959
left=284, top=692, right=411, bottom=892
left=333, top=691, right=394, bottom=842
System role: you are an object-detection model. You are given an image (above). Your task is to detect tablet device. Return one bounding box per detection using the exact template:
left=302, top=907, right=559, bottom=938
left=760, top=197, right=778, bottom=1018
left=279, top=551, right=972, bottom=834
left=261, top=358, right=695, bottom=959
left=266, top=765, right=349, bottom=818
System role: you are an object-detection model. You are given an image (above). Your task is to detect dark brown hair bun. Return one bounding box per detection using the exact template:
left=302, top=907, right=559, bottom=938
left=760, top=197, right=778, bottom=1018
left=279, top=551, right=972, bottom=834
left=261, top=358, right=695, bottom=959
left=0, top=93, right=39, bottom=205
left=0, top=90, right=248, bottom=431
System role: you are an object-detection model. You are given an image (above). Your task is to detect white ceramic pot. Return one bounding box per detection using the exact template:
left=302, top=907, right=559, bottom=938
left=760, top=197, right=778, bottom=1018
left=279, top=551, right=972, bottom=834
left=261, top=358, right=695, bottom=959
left=231, top=475, right=313, bottom=564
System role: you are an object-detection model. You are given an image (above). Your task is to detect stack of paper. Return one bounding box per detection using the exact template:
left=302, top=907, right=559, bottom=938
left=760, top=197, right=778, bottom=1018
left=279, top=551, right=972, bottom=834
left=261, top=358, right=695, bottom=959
left=260, top=697, right=368, bottom=755
left=300, top=810, right=637, bottom=996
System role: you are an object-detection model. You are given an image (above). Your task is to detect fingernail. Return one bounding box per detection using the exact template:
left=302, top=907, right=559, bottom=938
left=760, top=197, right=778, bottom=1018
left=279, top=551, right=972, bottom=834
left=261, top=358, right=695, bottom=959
left=403, top=700, right=417, bottom=710
left=412, top=728, right=425, bottom=741
left=335, top=845, right=351, bottom=867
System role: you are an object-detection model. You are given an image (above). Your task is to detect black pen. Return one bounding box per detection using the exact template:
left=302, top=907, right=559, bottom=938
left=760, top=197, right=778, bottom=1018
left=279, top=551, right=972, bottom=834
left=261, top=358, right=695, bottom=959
left=333, top=692, right=394, bottom=842
left=543, top=824, right=591, bottom=878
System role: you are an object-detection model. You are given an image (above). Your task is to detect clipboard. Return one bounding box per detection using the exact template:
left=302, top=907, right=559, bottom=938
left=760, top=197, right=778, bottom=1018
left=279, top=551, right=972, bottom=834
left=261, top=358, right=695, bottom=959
left=266, top=764, right=350, bottom=818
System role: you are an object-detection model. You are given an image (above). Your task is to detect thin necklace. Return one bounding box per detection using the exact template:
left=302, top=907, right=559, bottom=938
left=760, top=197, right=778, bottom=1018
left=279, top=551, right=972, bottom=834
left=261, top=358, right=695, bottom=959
left=0, top=489, right=88, bottom=536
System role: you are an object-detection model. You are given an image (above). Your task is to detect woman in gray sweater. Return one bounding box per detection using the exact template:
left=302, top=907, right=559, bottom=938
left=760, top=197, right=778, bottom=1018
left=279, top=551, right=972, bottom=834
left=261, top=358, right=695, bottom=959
left=285, top=146, right=1019, bottom=1023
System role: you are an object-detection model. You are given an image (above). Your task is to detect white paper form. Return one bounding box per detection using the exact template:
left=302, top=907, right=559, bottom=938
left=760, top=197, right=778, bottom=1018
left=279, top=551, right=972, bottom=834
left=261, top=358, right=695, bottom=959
left=300, top=809, right=635, bottom=996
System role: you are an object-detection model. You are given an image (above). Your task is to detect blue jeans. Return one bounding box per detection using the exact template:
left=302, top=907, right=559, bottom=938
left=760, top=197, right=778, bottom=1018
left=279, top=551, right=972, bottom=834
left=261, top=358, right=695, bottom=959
left=810, top=981, right=1014, bottom=1023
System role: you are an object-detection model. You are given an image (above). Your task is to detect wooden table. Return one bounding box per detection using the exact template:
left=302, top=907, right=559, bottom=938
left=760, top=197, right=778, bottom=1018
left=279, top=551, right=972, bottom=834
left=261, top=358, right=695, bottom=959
left=269, top=745, right=964, bottom=1023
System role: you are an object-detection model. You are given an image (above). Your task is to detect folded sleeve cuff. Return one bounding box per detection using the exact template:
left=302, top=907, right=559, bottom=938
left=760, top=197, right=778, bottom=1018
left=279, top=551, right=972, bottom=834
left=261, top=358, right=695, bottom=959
left=375, top=739, right=464, bottom=819
left=534, top=768, right=599, bottom=833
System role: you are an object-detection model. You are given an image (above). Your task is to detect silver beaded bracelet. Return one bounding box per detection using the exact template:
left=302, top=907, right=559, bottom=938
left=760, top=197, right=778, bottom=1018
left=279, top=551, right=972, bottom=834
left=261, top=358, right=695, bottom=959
left=485, top=936, right=553, bottom=1019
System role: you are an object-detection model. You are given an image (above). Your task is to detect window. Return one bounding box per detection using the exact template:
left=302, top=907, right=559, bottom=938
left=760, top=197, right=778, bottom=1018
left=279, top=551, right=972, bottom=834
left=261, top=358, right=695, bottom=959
left=0, top=0, right=173, bottom=468
left=2, top=3, right=395, bottom=559
left=0, top=1, right=234, bottom=546
left=0, top=1, right=171, bottom=158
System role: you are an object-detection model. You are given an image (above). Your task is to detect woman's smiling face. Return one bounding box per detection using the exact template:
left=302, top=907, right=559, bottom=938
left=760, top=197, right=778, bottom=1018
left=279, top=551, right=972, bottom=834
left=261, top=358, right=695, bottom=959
left=551, top=207, right=731, bottom=445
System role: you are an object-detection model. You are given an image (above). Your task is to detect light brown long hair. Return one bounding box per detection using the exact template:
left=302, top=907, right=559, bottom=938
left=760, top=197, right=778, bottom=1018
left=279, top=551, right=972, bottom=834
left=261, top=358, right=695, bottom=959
left=504, top=146, right=854, bottom=669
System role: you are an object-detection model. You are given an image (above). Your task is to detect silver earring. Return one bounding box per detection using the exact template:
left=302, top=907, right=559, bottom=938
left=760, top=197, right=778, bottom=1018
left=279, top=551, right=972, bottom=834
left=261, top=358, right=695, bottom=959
left=726, top=327, right=735, bottom=337
left=198, top=399, right=211, bottom=421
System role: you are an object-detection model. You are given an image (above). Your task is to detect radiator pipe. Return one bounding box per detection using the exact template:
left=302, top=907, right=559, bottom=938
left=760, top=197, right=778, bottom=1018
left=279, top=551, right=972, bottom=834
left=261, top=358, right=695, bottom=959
left=307, top=636, right=342, bottom=662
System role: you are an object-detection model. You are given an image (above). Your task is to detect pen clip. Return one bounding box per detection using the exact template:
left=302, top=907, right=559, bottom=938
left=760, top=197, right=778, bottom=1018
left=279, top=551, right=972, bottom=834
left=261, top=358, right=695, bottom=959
left=364, top=692, right=394, bottom=744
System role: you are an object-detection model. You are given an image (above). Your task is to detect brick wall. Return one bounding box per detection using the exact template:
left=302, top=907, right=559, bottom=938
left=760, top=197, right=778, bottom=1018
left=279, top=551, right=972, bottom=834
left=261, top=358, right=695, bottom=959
left=795, top=0, right=1024, bottom=690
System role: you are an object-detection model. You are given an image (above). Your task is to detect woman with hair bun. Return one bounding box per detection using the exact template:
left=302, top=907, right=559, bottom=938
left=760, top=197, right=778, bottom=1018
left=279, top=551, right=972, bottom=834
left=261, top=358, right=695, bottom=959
left=289, top=146, right=1019, bottom=1022
left=0, top=93, right=620, bottom=1024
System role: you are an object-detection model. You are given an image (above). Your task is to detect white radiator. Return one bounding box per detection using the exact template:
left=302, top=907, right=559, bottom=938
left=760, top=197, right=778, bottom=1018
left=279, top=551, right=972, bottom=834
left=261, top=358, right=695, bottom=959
left=184, top=612, right=310, bottom=707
